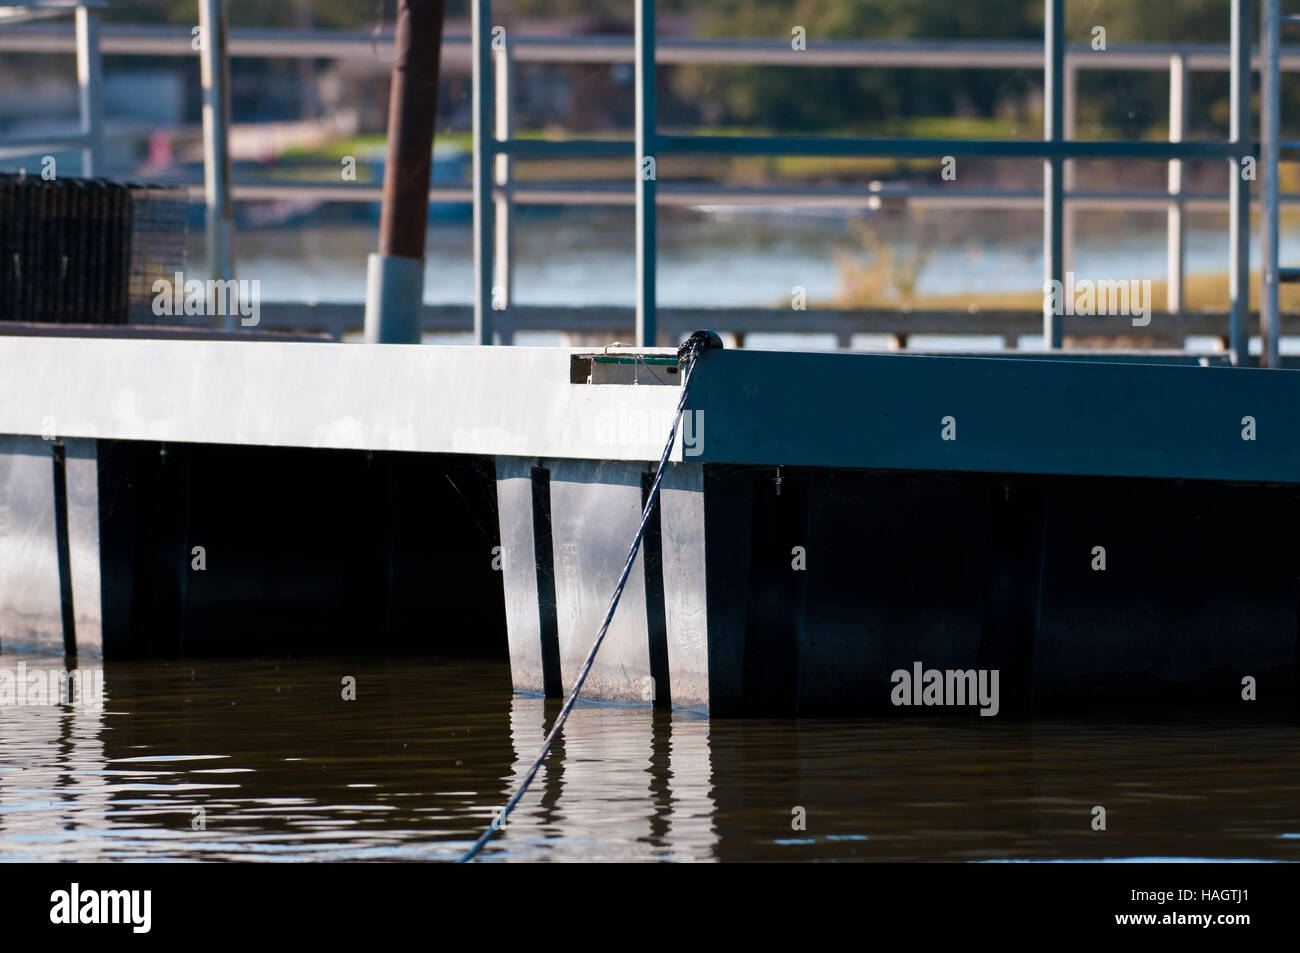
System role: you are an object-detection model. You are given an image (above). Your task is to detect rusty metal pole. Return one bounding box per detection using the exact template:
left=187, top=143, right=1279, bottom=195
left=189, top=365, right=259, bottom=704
left=364, top=0, right=446, bottom=344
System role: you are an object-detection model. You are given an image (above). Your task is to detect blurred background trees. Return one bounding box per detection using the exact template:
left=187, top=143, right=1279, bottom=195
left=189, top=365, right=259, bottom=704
left=92, top=1, right=1252, bottom=140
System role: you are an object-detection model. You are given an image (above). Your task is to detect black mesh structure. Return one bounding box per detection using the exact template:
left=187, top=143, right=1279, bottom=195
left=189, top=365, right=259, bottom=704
left=0, top=174, right=187, bottom=326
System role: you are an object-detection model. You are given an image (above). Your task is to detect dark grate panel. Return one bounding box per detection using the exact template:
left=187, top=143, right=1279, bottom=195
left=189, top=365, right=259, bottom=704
left=0, top=173, right=187, bottom=326
left=127, top=183, right=189, bottom=324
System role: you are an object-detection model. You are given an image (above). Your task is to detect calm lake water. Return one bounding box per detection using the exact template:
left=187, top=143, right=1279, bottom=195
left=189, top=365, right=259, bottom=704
left=205, top=206, right=1300, bottom=353
left=214, top=207, right=1257, bottom=310
left=2, top=654, right=1297, bottom=862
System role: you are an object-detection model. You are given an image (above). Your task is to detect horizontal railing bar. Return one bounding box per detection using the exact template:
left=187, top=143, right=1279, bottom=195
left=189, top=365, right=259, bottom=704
left=233, top=301, right=1300, bottom=344
left=174, top=180, right=1300, bottom=211
left=904, top=193, right=1294, bottom=212
left=656, top=134, right=1248, bottom=160
left=5, top=24, right=1300, bottom=73
left=4, top=132, right=1250, bottom=166
left=495, top=135, right=1262, bottom=161
left=0, top=132, right=90, bottom=152
left=183, top=183, right=466, bottom=203
left=498, top=138, right=634, bottom=159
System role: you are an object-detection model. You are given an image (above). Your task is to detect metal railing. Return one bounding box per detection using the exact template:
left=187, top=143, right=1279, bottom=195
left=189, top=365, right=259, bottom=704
left=467, top=0, right=1257, bottom=359
left=0, top=1, right=102, bottom=175
left=0, top=3, right=1284, bottom=362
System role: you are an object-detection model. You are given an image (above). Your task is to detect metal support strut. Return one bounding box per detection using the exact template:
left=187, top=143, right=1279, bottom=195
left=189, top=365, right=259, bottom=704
left=458, top=330, right=723, bottom=862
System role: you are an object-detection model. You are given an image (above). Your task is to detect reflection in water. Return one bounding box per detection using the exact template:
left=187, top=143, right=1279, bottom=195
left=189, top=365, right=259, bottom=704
left=0, top=655, right=1298, bottom=862
left=0, top=657, right=110, bottom=861
left=499, top=699, right=717, bottom=863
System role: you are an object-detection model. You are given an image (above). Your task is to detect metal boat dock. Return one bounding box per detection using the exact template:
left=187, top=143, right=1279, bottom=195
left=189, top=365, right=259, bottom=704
left=2, top=335, right=1298, bottom=714
left=2, top=1, right=1300, bottom=716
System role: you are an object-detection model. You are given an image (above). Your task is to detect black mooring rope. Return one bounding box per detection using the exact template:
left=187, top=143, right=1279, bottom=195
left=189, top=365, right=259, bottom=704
left=458, top=329, right=722, bottom=863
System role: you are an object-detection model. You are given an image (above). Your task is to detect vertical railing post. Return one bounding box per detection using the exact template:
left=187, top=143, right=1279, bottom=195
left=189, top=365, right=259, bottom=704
left=635, top=0, right=657, bottom=348
left=1062, top=56, right=1077, bottom=276
left=472, top=0, right=495, bottom=345
left=1231, top=0, right=1254, bottom=365
left=1167, top=53, right=1188, bottom=315
left=493, top=35, right=514, bottom=345
left=1260, top=0, right=1281, bottom=367
left=74, top=5, right=102, bottom=177
left=1043, top=0, right=1065, bottom=350
left=199, top=0, right=235, bottom=325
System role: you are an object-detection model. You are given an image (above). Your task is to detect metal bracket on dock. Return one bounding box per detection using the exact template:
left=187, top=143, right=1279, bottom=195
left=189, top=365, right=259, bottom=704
left=569, top=351, right=681, bottom=385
